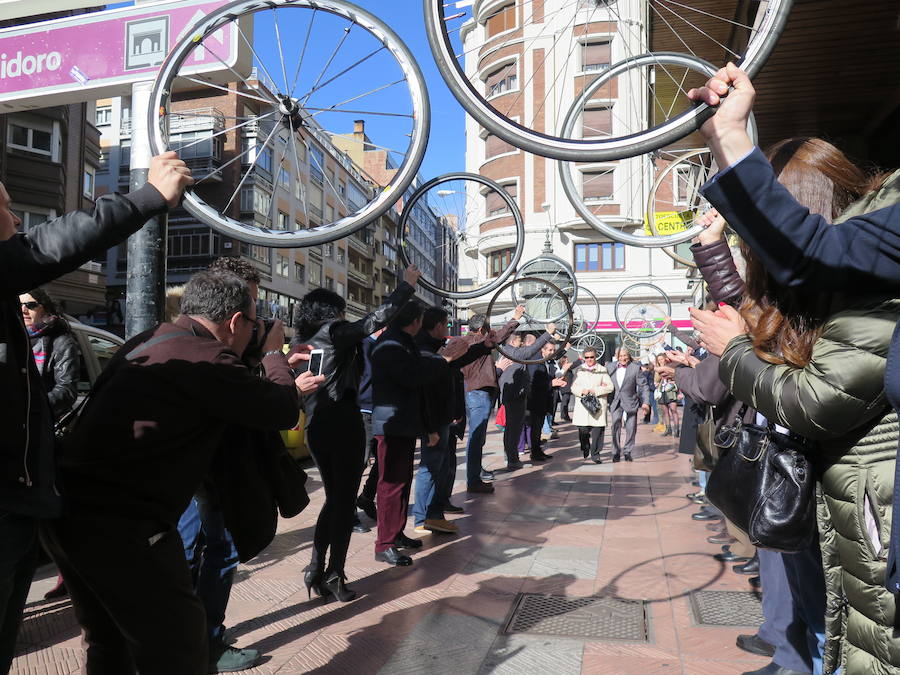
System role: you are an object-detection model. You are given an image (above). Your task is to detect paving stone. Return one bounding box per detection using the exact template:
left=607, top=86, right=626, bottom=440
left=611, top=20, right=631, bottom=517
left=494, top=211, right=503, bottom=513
left=479, top=633, right=584, bottom=675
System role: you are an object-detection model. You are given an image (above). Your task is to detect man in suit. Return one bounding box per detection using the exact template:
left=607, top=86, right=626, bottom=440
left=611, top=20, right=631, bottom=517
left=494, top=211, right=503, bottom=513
left=527, top=342, right=566, bottom=460
left=606, top=347, right=651, bottom=462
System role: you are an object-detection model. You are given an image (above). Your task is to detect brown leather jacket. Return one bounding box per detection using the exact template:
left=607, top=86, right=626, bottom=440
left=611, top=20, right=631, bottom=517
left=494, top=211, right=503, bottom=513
left=449, top=319, right=519, bottom=393
left=691, top=238, right=744, bottom=306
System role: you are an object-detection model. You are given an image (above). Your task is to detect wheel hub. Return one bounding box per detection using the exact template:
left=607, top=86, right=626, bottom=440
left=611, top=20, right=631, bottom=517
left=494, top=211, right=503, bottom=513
left=278, top=95, right=306, bottom=131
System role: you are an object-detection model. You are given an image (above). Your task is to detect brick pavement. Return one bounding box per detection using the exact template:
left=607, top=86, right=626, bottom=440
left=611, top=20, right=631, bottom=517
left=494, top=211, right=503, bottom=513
left=13, top=419, right=771, bottom=674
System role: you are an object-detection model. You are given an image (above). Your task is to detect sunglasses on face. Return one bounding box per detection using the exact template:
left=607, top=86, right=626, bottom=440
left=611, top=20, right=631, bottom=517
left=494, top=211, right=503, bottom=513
left=21, top=301, right=40, bottom=310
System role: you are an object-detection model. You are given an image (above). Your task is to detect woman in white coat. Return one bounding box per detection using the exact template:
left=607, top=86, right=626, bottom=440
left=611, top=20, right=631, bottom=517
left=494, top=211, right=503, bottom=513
left=570, top=347, right=614, bottom=463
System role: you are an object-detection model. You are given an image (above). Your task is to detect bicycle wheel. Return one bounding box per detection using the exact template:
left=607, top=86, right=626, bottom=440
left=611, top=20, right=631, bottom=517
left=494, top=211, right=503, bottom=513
left=614, top=283, right=672, bottom=338
left=424, top=0, right=791, bottom=161
left=487, top=277, right=574, bottom=364
left=512, top=255, right=578, bottom=323
left=398, top=173, right=524, bottom=299
left=150, top=0, right=429, bottom=247
left=646, top=148, right=717, bottom=267
left=570, top=286, right=601, bottom=341
left=557, top=52, right=757, bottom=248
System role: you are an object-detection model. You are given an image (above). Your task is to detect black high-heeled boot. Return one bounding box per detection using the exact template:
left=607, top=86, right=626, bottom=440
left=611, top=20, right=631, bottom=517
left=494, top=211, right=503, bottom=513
left=304, top=548, right=326, bottom=599
left=322, top=571, right=357, bottom=603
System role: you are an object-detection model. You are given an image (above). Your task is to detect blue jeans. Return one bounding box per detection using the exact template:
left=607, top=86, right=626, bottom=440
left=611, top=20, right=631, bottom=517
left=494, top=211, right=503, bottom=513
left=465, top=390, right=493, bottom=486
left=177, top=492, right=239, bottom=643
left=649, top=395, right=660, bottom=424
left=413, top=425, right=451, bottom=525
left=782, top=542, right=826, bottom=675
left=0, top=510, right=37, bottom=672
left=697, top=470, right=709, bottom=493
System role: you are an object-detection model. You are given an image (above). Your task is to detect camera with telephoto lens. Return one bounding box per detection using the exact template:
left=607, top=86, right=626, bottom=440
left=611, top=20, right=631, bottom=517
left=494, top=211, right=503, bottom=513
left=244, top=317, right=277, bottom=364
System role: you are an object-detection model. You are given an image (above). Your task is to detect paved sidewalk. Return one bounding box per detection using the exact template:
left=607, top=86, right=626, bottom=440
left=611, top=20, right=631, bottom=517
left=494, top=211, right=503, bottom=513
left=13, top=420, right=770, bottom=674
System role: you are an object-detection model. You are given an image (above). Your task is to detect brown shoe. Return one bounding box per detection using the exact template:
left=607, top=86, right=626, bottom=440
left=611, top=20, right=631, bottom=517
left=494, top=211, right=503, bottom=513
left=467, top=481, right=494, bottom=494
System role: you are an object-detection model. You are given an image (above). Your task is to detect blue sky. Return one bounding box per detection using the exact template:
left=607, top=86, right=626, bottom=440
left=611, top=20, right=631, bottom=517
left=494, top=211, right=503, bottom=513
left=112, top=0, right=466, bottom=181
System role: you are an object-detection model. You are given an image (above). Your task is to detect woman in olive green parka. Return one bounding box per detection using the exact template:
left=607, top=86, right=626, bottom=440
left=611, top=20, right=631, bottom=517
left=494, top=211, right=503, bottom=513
left=696, top=141, right=900, bottom=674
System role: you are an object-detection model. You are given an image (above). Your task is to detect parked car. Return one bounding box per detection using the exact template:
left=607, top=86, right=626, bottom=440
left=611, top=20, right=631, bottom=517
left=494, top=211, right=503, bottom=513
left=67, top=318, right=124, bottom=394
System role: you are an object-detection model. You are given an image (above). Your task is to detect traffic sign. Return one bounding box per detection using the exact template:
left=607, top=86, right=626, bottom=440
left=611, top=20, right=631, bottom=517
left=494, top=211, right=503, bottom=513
left=0, top=0, right=244, bottom=112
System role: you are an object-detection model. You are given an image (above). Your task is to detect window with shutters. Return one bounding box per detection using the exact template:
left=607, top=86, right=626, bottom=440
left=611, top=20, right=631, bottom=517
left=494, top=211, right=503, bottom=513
left=582, top=107, right=612, bottom=138
left=582, top=168, right=614, bottom=201
left=484, top=132, right=515, bottom=158
left=485, top=3, right=516, bottom=37
left=485, top=183, right=517, bottom=217
left=581, top=41, right=611, bottom=72
left=575, top=242, right=624, bottom=271
left=484, top=62, right=517, bottom=98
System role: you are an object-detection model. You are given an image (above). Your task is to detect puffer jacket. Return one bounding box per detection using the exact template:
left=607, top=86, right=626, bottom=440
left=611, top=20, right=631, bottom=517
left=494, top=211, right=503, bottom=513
left=719, top=296, right=900, bottom=674
left=0, top=184, right=167, bottom=519
left=29, top=318, right=79, bottom=419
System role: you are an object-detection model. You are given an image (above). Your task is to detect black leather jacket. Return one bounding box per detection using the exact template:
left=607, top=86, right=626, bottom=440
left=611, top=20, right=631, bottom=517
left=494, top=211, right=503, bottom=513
left=0, top=185, right=167, bottom=518
left=294, top=282, right=415, bottom=424
left=29, top=319, right=79, bottom=419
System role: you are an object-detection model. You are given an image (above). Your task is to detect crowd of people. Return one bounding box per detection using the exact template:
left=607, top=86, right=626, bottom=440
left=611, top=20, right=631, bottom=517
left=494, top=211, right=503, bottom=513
left=3, top=62, right=900, bottom=675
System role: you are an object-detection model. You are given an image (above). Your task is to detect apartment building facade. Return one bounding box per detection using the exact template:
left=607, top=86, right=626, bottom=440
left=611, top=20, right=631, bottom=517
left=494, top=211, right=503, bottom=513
left=459, top=0, right=695, bottom=357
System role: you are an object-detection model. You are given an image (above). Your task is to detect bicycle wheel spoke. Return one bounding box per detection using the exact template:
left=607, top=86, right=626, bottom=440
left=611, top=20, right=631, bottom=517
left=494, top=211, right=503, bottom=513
left=223, top=117, right=283, bottom=214
left=307, top=107, right=413, bottom=119
left=202, top=40, right=283, bottom=102
left=179, top=75, right=275, bottom=105
left=299, top=46, right=387, bottom=102
left=174, top=111, right=278, bottom=152
left=658, top=0, right=756, bottom=32
left=289, top=8, right=317, bottom=96
left=651, top=0, right=743, bottom=59
left=301, top=21, right=354, bottom=106
left=235, top=21, right=283, bottom=97
left=271, top=7, right=292, bottom=94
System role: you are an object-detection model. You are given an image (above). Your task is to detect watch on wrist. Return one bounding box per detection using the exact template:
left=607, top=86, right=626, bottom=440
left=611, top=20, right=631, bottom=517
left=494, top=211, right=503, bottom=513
left=262, top=350, right=283, bottom=358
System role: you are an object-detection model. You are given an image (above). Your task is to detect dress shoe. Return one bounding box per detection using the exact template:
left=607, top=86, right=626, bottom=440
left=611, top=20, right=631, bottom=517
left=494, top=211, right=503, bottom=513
left=624, top=454, right=633, bottom=462
left=43, top=579, right=68, bottom=601
left=714, top=551, right=750, bottom=563
left=748, top=576, right=761, bottom=589
left=375, top=547, right=413, bottom=567
left=506, top=460, right=524, bottom=471
left=735, top=633, right=775, bottom=657
left=741, top=663, right=808, bottom=675
left=691, top=495, right=708, bottom=505
left=208, top=640, right=261, bottom=673
left=685, top=491, right=704, bottom=500
left=480, top=468, right=495, bottom=482
left=356, top=495, right=377, bottom=521
left=443, top=502, right=464, bottom=513
left=734, top=554, right=760, bottom=575
left=467, top=481, right=494, bottom=494
left=706, top=522, right=725, bottom=532
left=707, top=532, right=735, bottom=545
left=692, top=507, right=722, bottom=522
left=529, top=453, right=548, bottom=462
left=612, top=454, right=621, bottom=463
left=352, top=521, right=371, bottom=534
left=394, top=532, right=423, bottom=549
left=591, top=455, right=603, bottom=464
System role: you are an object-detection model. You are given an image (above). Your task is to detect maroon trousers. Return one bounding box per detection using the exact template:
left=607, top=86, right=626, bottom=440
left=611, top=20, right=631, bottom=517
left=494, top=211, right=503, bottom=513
left=374, top=434, right=416, bottom=552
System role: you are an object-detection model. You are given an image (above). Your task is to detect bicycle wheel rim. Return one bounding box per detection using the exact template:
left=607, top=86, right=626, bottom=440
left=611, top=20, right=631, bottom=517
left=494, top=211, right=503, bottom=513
left=425, top=0, right=791, bottom=161
left=614, top=283, right=672, bottom=338
left=570, top=286, right=601, bottom=340
left=487, top=276, right=574, bottom=364
left=557, top=52, right=756, bottom=248
left=512, top=255, right=578, bottom=323
left=150, top=0, right=429, bottom=248
left=398, top=172, right=524, bottom=299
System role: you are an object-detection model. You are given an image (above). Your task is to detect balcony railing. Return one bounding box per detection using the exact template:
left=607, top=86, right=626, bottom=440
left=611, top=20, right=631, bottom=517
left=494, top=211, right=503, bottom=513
left=347, top=264, right=370, bottom=285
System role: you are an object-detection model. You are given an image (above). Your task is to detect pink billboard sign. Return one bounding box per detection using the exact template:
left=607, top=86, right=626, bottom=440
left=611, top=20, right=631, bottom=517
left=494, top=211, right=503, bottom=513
left=0, top=0, right=239, bottom=111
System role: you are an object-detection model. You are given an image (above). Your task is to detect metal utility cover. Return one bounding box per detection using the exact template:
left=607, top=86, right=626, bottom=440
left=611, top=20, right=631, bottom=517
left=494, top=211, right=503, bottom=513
left=690, top=590, right=764, bottom=627
left=502, top=593, right=649, bottom=641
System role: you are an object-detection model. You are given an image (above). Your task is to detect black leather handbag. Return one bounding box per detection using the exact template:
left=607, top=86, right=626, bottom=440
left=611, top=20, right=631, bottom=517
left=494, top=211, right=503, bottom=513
left=706, top=406, right=817, bottom=552
left=581, top=393, right=601, bottom=415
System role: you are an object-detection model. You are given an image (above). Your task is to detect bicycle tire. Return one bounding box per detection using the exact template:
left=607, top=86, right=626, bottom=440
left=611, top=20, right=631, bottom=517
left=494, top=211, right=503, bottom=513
left=424, top=0, right=791, bottom=161
left=398, top=172, right=524, bottom=299
left=487, top=277, right=574, bottom=365
left=150, top=0, right=430, bottom=247
left=614, top=283, right=672, bottom=338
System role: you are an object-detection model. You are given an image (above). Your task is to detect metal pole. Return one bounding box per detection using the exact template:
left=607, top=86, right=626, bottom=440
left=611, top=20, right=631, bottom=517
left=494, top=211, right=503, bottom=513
left=125, top=80, right=167, bottom=338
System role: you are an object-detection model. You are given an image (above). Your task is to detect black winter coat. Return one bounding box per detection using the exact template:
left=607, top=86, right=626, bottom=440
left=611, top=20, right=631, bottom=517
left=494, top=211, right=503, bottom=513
left=0, top=184, right=167, bottom=518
